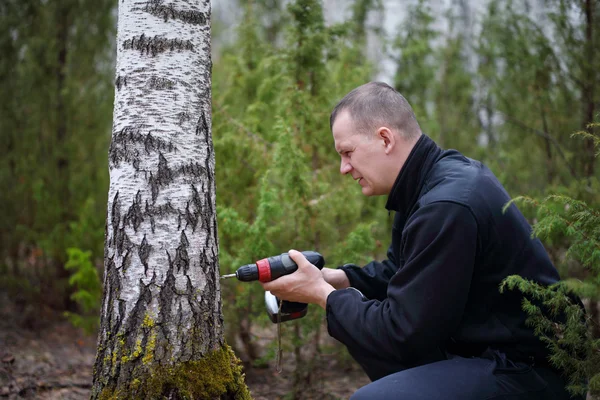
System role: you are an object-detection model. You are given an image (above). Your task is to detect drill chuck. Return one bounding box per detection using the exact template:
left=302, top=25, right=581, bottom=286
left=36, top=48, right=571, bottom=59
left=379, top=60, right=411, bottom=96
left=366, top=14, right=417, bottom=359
left=228, top=251, right=325, bottom=282
left=234, top=264, right=260, bottom=282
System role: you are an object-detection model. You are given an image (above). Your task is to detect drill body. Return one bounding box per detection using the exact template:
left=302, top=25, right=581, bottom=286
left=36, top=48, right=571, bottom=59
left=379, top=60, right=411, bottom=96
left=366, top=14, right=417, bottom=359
left=233, top=251, right=325, bottom=282
left=225, top=251, right=325, bottom=323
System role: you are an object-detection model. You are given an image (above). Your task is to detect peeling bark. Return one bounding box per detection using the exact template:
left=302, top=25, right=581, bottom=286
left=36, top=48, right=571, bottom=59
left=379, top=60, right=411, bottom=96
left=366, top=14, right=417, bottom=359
left=91, top=1, right=248, bottom=398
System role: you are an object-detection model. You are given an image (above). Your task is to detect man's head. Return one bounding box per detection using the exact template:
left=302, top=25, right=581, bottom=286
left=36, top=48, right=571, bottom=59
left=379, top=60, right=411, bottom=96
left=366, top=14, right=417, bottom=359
left=331, top=82, right=422, bottom=196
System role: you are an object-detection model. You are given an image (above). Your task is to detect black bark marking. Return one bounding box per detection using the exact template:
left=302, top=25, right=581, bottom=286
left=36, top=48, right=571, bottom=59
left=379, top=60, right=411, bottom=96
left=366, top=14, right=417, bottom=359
left=195, top=113, right=209, bottom=136
left=201, top=187, right=213, bottom=248
left=149, top=153, right=174, bottom=203
left=110, top=127, right=176, bottom=167
left=145, top=200, right=177, bottom=234
left=149, top=174, right=158, bottom=202
left=184, top=202, right=197, bottom=231
left=124, top=191, right=143, bottom=231
left=178, top=162, right=206, bottom=178
left=116, top=279, right=153, bottom=383
left=143, top=0, right=208, bottom=26
left=123, top=279, right=152, bottom=350
left=139, top=234, right=151, bottom=275
left=202, top=272, right=219, bottom=350
left=121, top=249, right=132, bottom=272
left=156, top=250, right=178, bottom=363
left=94, top=257, right=122, bottom=386
left=185, top=275, right=202, bottom=359
left=212, top=217, right=219, bottom=251
left=115, top=227, right=131, bottom=256
left=143, top=132, right=175, bottom=155
left=117, top=300, right=126, bottom=331
left=204, top=114, right=213, bottom=155
left=183, top=185, right=202, bottom=231
left=173, top=231, right=190, bottom=273
left=115, top=75, right=127, bottom=90
left=199, top=247, right=210, bottom=274
left=147, top=75, right=175, bottom=90
left=111, top=192, right=121, bottom=247
left=123, top=34, right=194, bottom=56
left=177, top=111, right=191, bottom=125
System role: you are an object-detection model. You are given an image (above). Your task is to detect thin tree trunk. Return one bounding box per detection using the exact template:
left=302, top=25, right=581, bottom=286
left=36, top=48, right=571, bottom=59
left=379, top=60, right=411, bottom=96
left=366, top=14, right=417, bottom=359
left=239, top=292, right=259, bottom=362
left=581, top=0, right=598, bottom=339
left=54, top=4, right=72, bottom=309
left=91, top=1, right=249, bottom=398
left=541, top=108, right=554, bottom=184
left=582, top=0, right=596, bottom=177
left=292, top=321, right=303, bottom=400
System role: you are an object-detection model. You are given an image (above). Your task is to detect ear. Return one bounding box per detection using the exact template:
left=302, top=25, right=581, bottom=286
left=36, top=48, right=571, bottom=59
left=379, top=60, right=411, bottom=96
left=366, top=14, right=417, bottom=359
left=377, top=127, right=395, bottom=154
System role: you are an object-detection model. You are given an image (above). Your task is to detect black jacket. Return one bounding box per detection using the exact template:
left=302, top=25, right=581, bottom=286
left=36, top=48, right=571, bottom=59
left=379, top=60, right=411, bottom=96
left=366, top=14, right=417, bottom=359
left=326, top=134, right=562, bottom=371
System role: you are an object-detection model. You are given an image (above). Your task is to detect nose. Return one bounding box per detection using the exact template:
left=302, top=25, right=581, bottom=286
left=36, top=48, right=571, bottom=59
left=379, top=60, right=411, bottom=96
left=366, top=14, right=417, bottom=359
left=340, top=159, right=352, bottom=175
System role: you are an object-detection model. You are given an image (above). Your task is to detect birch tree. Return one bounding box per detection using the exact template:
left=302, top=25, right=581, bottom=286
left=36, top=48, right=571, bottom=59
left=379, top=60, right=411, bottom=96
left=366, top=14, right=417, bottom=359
left=91, top=1, right=249, bottom=398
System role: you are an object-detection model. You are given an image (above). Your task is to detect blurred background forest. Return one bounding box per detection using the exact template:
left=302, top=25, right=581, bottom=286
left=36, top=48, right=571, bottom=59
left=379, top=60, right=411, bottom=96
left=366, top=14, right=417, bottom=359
left=1, top=0, right=599, bottom=398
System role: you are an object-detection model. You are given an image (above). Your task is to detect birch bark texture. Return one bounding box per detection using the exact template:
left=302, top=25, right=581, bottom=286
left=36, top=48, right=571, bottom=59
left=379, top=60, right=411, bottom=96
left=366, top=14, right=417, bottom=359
left=91, top=1, right=244, bottom=398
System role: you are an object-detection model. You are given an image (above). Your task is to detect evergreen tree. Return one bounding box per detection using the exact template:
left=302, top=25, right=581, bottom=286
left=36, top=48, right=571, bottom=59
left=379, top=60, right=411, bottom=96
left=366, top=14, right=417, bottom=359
left=475, top=0, right=599, bottom=191
left=502, top=128, right=600, bottom=398
left=213, top=0, right=387, bottom=395
left=391, top=0, right=479, bottom=154
left=0, top=0, right=114, bottom=317
left=392, top=0, right=438, bottom=126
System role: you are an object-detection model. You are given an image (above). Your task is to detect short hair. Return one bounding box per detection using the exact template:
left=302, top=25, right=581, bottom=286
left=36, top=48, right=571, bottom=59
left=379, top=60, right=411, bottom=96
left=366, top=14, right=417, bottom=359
left=330, top=82, right=421, bottom=140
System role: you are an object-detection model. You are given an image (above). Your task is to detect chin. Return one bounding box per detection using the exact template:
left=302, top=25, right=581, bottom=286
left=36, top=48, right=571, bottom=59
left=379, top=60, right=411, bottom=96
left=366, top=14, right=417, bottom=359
left=362, top=186, right=386, bottom=196
left=361, top=187, right=375, bottom=196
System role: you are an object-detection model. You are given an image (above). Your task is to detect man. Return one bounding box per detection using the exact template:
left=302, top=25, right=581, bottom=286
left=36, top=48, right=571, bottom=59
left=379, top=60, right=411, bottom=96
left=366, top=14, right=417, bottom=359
left=262, top=82, right=580, bottom=399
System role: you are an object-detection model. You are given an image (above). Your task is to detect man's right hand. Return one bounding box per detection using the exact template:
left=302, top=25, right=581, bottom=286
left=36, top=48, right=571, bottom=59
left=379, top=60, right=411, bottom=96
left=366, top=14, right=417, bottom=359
left=321, top=268, right=351, bottom=290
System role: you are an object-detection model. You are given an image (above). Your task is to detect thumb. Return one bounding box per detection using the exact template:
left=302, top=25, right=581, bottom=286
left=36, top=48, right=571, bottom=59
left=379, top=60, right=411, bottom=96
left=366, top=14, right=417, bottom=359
left=288, top=249, right=309, bottom=269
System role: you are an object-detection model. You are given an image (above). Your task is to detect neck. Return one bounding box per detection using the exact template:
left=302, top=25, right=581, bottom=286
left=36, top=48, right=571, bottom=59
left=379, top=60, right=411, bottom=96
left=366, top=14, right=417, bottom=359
left=386, top=134, right=421, bottom=193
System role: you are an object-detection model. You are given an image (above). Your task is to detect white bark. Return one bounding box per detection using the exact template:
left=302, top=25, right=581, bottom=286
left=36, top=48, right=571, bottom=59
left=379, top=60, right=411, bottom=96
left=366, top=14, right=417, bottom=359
left=93, top=0, right=222, bottom=395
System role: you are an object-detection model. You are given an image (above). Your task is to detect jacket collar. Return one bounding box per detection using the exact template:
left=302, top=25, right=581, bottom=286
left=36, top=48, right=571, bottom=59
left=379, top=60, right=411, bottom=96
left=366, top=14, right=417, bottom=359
left=385, top=134, right=442, bottom=213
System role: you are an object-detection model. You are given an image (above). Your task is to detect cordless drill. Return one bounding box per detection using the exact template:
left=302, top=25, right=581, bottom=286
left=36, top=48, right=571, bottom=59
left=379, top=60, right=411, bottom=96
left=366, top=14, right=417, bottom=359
left=221, top=251, right=325, bottom=323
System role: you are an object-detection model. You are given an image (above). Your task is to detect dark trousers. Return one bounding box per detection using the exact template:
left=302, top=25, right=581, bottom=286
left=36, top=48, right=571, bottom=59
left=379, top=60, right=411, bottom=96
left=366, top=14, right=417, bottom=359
left=348, top=347, right=583, bottom=400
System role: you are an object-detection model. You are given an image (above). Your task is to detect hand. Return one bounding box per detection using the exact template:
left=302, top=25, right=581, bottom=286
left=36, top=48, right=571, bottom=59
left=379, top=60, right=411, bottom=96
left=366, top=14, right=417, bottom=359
left=322, top=268, right=351, bottom=290
left=261, top=249, right=335, bottom=309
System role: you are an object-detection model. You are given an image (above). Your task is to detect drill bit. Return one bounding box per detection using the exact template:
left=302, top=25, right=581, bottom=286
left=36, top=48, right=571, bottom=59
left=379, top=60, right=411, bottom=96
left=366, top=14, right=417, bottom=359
left=220, top=273, right=237, bottom=279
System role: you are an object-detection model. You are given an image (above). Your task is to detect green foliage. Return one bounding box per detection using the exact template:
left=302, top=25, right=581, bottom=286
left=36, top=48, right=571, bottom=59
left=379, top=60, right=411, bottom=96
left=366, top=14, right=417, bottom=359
left=63, top=247, right=102, bottom=334
left=0, top=0, right=598, bottom=394
left=0, top=0, right=115, bottom=315
left=392, top=0, right=438, bottom=122
left=502, top=128, right=600, bottom=397
left=214, top=0, right=386, bottom=381
left=500, top=277, right=598, bottom=396
left=390, top=0, right=599, bottom=194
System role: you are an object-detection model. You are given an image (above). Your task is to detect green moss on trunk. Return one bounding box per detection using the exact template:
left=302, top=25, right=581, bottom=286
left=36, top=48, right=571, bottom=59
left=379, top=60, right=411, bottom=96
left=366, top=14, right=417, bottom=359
left=98, top=344, right=252, bottom=399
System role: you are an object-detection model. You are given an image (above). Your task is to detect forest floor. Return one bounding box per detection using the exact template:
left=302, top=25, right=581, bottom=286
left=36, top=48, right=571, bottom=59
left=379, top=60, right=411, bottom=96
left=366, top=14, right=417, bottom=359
left=0, top=298, right=369, bottom=400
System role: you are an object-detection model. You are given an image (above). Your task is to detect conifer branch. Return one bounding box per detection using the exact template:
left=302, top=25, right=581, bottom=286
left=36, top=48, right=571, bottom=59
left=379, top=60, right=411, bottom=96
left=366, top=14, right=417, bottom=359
left=508, top=195, right=600, bottom=273
left=213, top=102, right=272, bottom=150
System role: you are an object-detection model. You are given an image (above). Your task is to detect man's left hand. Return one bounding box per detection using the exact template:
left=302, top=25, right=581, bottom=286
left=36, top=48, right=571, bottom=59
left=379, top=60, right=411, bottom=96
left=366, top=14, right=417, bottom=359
left=260, top=249, right=335, bottom=309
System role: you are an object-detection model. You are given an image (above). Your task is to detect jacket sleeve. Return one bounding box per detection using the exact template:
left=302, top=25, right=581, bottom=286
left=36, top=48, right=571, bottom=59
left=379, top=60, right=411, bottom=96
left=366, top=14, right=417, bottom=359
left=339, top=243, right=398, bottom=301
left=326, top=202, right=478, bottom=366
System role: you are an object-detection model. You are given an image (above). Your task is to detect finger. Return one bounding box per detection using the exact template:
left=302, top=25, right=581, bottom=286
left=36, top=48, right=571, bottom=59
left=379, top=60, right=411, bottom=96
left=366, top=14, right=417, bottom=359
left=261, top=274, right=291, bottom=292
left=288, top=249, right=310, bottom=269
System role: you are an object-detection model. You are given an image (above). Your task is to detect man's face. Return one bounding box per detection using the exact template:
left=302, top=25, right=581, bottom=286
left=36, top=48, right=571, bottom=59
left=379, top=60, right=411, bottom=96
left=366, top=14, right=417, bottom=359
left=332, top=110, right=390, bottom=196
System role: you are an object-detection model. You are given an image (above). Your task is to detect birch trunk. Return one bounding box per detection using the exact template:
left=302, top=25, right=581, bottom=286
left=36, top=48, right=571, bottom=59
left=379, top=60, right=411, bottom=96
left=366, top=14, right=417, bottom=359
left=91, top=1, right=249, bottom=398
